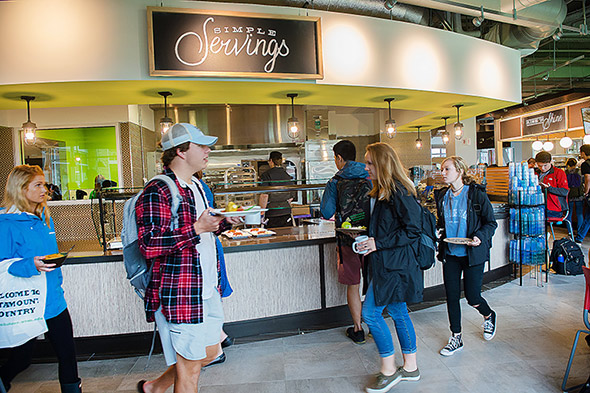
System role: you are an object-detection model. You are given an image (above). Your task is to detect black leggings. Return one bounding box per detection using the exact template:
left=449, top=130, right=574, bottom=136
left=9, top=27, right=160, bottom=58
left=443, top=255, right=493, bottom=334
left=0, top=308, right=79, bottom=390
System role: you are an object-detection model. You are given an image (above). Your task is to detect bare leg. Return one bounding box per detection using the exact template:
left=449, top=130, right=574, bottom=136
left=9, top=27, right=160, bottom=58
left=380, top=354, right=396, bottom=376
left=173, top=343, right=220, bottom=393
left=402, top=353, right=417, bottom=372
left=143, top=366, right=175, bottom=393
left=347, top=284, right=362, bottom=331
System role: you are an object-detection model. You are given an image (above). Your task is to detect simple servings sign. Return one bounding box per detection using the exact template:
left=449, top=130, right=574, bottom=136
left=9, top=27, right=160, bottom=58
left=148, top=7, right=323, bottom=79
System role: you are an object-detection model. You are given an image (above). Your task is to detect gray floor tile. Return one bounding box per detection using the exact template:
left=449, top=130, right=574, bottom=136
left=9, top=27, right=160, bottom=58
left=6, top=271, right=590, bottom=393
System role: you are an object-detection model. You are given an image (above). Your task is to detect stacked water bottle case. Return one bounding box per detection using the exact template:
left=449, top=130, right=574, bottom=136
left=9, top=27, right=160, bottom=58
left=508, top=162, right=547, bottom=267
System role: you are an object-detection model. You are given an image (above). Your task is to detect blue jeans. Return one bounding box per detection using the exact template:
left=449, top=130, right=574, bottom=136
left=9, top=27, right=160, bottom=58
left=362, top=282, right=417, bottom=357
left=569, top=200, right=584, bottom=233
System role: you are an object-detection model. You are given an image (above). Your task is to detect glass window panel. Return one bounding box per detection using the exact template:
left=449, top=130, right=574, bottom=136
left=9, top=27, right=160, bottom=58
left=21, top=126, right=118, bottom=200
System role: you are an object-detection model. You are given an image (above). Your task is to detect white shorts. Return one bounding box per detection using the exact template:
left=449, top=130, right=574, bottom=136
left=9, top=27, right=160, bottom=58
left=155, top=291, right=224, bottom=366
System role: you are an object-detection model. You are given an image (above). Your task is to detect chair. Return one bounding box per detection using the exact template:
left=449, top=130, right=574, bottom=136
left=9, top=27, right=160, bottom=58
left=562, top=266, right=590, bottom=392
left=548, top=209, right=575, bottom=241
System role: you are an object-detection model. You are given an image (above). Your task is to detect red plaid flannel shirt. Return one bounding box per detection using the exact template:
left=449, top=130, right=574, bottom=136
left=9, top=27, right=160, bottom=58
left=136, top=168, right=227, bottom=324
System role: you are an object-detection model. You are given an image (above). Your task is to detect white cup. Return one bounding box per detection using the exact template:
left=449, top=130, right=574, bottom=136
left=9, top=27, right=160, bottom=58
left=244, top=211, right=261, bottom=225
left=352, top=235, right=370, bottom=254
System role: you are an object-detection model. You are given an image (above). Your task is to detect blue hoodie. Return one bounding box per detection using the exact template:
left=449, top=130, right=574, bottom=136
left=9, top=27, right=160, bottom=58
left=320, top=161, right=370, bottom=219
left=0, top=207, right=66, bottom=320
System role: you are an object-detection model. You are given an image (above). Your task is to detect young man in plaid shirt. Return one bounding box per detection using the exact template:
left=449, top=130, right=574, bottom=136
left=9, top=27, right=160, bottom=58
left=136, top=123, right=240, bottom=393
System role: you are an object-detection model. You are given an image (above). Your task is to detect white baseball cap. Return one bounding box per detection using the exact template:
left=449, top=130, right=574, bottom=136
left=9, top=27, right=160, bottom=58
left=161, top=123, right=218, bottom=151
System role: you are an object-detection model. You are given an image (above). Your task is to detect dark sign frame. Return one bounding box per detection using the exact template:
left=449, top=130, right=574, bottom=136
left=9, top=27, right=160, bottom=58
left=147, top=7, right=323, bottom=79
left=522, top=108, right=567, bottom=136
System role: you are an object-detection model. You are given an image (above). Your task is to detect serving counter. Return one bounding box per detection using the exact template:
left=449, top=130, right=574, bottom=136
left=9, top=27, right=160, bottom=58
left=57, top=207, right=510, bottom=347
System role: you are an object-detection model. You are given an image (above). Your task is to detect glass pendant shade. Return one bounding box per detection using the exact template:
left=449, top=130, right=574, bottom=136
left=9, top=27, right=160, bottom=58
left=158, top=91, right=173, bottom=134
left=442, top=132, right=450, bottom=145
left=532, top=140, right=543, bottom=151
left=543, top=141, right=554, bottom=151
left=559, top=136, right=573, bottom=148
left=384, top=98, right=396, bottom=138
left=385, top=119, right=396, bottom=138
left=287, top=93, right=300, bottom=140
left=21, top=96, right=37, bottom=145
left=453, top=104, right=464, bottom=140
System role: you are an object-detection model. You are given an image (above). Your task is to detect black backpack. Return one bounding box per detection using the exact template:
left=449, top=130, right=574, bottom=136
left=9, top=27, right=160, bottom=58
left=550, top=237, right=585, bottom=275
left=334, top=175, right=372, bottom=246
left=414, top=198, right=437, bottom=270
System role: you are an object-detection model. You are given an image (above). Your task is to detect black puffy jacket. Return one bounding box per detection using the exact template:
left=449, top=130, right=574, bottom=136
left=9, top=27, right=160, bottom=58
left=368, top=184, right=423, bottom=306
left=434, top=183, right=498, bottom=266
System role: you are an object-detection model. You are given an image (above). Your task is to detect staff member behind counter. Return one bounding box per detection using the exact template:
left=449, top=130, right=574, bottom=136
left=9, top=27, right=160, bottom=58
left=258, top=151, right=295, bottom=228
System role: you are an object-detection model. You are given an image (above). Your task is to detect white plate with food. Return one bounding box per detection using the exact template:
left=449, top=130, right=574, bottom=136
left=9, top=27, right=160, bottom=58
left=222, top=229, right=252, bottom=239
left=243, top=228, right=276, bottom=237
left=211, top=205, right=268, bottom=217
left=443, top=237, right=473, bottom=245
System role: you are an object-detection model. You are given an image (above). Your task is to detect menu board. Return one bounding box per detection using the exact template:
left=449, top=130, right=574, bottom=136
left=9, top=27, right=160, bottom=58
left=582, top=108, right=590, bottom=135
left=148, top=7, right=323, bottom=79
left=522, top=108, right=566, bottom=136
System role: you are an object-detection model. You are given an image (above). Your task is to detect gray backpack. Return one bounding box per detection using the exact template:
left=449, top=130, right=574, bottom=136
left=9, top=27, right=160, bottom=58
left=121, top=175, right=182, bottom=299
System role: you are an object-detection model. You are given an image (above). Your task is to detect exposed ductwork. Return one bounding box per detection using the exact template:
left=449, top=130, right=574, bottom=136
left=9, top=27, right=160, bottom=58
left=202, top=0, right=567, bottom=53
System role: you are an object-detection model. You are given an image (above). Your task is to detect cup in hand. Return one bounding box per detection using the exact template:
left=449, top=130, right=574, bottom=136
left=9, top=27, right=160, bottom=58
left=352, top=235, right=370, bottom=254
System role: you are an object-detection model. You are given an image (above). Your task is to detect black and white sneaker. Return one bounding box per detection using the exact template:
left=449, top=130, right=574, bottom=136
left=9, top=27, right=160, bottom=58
left=440, top=334, right=463, bottom=356
left=483, top=311, right=497, bottom=341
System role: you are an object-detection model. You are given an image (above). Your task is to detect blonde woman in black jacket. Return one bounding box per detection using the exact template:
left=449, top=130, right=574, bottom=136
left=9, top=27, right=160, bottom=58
left=358, top=143, right=422, bottom=393
left=435, top=156, right=498, bottom=357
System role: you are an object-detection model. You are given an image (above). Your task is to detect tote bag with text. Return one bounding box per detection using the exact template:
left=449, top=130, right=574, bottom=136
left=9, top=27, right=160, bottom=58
left=0, top=258, right=47, bottom=348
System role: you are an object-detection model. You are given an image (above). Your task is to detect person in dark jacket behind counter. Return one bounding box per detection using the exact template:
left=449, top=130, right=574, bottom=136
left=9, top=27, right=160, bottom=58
left=435, top=156, right=498, bottom=357
left=356, top=143, right=422, bottom=393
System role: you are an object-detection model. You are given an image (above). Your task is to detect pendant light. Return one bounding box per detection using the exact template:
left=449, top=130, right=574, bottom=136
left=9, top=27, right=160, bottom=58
left=453, top=104, right=464, bottom=140
left=441, top=116, right=450, bottom=145
left=532, top=138, right=543, bottom=151
left=384, top=98, right=396, bottom=138
left=21, top=96, right=37, bottom=145
left=559, top=132, right=573, bottom=148
left=415, top=126, right=423, bottom=150
left=158, top=91, right=173, bottom=134
left=286, top=93, right=300, bottom=140
left=543, top=136, right=554, bottom=151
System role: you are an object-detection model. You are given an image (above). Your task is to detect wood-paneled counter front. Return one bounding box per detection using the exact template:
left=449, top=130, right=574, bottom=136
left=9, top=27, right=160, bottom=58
left=58, top=216, right=510, bottom=340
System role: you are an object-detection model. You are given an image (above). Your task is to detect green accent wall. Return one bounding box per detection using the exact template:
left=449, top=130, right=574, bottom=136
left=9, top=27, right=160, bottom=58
left=35, top=126, right=118, bottom=197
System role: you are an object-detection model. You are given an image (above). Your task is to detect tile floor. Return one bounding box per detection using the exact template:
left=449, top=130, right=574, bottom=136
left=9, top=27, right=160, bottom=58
left=6, top=228, right=590, bottom=392
left=7, top=270, right=590, bottom=393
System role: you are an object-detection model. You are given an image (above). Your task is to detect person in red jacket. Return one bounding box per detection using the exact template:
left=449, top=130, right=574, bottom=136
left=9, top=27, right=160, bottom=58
left=535, top=151, right=569, bottom=218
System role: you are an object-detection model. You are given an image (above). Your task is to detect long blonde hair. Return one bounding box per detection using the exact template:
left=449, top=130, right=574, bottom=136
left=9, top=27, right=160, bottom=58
left=366, top=143, right=416, bottom=200
left=441, top=156, right=474, bottom=185
left=2, top=165, right=50, bottom=225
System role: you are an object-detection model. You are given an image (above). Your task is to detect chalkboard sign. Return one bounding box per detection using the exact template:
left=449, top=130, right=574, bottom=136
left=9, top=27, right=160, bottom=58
left=148, top=7, right=323, bottom=79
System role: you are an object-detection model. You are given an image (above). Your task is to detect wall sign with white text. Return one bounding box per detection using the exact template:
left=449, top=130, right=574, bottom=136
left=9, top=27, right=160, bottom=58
left=523, top=108, right=566, bottom=136
left=148, top=7, right=323, bottom=79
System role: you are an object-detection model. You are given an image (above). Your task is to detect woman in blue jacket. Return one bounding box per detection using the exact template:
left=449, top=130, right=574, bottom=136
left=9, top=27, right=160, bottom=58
left=357, top=143, right=422, bottom=393
left=0, top=165, right=81, bottom=393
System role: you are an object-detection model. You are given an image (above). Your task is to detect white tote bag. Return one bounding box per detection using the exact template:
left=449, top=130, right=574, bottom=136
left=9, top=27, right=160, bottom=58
left=0, top=258, right=48, bottom=348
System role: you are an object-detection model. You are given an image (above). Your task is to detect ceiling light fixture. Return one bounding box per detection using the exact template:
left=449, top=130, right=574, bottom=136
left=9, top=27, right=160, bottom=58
left=384, top=98, right=397, bottom=138
left=559, top=132, right=573, bottom=148
left=287, top=93, right=300, bottom=140
left=441, top=116, right=450, bottom=145
left=384, top=0, right=397, bottom=10
left=158, top=91, right=173, bottom=134
left=21, top=96, right=37, bottom=145
left=552, top=24, right=563, bottom=41
left=543, top=136, right=554, bottom=151
left=473, top=5, right=485, bottom=27
left=532, top=139, right=543, bottom=151
left=453, top=104, right=464, bottom=140
left=415, top=126, right=423, bottom=150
